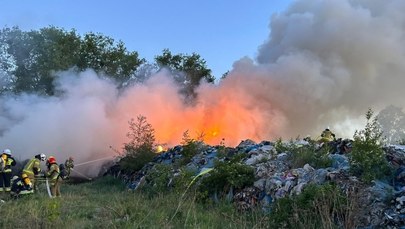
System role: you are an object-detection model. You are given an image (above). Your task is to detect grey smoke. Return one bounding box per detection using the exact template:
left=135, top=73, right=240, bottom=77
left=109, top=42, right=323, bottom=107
left=222, top=0, right=405, bottom=138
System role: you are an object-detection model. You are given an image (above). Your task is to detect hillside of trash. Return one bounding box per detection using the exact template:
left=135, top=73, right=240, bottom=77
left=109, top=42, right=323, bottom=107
left=106, top=137, right=405, bottom=229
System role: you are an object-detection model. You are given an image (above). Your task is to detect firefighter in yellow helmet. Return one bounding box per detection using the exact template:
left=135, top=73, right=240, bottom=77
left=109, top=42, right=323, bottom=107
left=10, top=174, right=34, bottom=199
left=22, top=153, right=46, bottom=191
left=318, top=128, right=336, bottom=143
left=0, top=149, right=16, bottom=193
left=45, top=156, right=61, bottom=197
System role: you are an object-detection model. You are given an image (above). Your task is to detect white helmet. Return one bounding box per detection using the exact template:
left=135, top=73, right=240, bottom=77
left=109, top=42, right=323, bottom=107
left=3, top=149, right=11, bottom=155
left=40, top=153, right=46, bottom=161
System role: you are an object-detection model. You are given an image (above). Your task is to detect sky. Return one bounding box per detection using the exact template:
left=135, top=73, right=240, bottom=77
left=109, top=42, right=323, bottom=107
left=0, top=0, right=292, bottom=78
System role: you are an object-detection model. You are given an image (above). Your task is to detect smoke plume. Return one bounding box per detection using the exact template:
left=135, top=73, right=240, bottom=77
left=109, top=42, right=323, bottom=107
left=1, top=0, right=405, bottom=176
left=227, top=0, right=405, bottom=137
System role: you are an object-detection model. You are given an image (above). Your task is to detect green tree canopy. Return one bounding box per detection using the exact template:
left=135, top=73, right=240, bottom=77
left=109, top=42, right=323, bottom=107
left=0, top=26, right=144, bottom=95
left=155, top=49, right=215, bottom=101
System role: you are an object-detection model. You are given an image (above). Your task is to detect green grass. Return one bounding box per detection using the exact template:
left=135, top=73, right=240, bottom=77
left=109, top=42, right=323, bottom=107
left=0, top=176, right=268, bottom=229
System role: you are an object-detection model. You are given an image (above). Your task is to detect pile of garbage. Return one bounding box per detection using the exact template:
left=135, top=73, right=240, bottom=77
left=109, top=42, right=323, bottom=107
left=107, top=139, right=405, bottom=228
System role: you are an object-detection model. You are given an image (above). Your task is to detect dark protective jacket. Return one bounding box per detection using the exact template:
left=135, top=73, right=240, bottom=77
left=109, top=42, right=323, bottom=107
left=11, top=177, right=33, bottom=195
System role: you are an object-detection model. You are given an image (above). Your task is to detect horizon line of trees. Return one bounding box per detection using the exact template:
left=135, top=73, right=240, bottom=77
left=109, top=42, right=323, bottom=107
left=0, top=26, right=221, bottom=101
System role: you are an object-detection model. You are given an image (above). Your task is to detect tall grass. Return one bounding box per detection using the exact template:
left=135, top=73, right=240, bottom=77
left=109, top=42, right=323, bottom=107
left=0, top=176, right=268, bottom=229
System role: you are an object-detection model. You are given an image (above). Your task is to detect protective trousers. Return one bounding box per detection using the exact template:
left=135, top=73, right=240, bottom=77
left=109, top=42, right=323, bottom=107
left=0, top=172, right=12, bottom=192
left=50, top=178, right=61, bottom=197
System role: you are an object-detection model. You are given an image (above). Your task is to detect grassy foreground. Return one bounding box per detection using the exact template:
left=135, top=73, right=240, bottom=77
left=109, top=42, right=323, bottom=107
left=0, top=176, right=267, bottom=229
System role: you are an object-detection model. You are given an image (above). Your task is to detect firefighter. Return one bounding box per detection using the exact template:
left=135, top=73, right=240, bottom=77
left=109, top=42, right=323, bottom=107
left=46, top=156, right=61, bottom=197
left=22, top=153, right=46, bottom=191
left=10, top=174, right=34, bottom=199
left=318, top=128, right=336, bottom=143
left=0, top=149, right=16, bottom=193
left=64, top=156, right=74, bottom=178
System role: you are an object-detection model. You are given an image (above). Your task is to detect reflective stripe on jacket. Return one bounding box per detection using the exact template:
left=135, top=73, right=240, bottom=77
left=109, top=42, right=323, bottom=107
left=23, top=158, right=41, bottom=175
left=46, top=163, right=60, bottom=181
left=4, top=157, right=16, bottom=173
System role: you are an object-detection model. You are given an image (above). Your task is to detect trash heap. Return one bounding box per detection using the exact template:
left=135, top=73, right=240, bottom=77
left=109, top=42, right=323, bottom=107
left=108, top=139, right=405, bottom=228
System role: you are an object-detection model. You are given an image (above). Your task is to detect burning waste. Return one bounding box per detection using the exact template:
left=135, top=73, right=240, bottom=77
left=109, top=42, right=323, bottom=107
left=108, top=135, right=405, bottom=228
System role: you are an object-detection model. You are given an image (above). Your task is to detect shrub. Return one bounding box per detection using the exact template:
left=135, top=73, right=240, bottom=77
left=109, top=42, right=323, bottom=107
left=269, top=184, right=351, bottom=228
left=349, top=108, right=391, bottom=183
left=288, top=142, right=332, bottom=169
left=172, top=168, right=195, bottom=194
left=141, top=164, right=172, bottom=195
left=119, top=115, right=156, bottom=171
left=216, top=138, right=227, bottom=158
left=198, top=161, right=255, bottom=202
left=274, top=138, right=290, bottom=153
left=179, top=130, right=203, bottom=165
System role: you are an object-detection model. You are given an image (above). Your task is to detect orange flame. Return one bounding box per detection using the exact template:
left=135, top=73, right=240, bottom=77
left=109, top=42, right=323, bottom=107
left=113, top=74, right=286, bottom=148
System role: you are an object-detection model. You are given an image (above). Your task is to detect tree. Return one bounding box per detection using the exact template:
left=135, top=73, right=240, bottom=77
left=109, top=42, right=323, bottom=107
left=0, top=27, right=37, bottom=93
left=0, top=26, right=145, bottom=95
left=350, top=108, right=390, bottom=183
left=155, top=49, right=215, bottom=101
left=119, top=115, right=156, bottom=171
left=0, top=39, right=16, bottom=93
left=377, top=105, right=405, bottom=144
left=29, top=27, right=82, bottom=94
left=125, top=115, right=155, bottom=150
left=77, top=32, right=144, bottom=83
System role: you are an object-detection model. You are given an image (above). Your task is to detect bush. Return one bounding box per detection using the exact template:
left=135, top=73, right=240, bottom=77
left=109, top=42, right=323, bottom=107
left=141, top=164, right=172, bottom=195
left=171, top=168, right=195, bottom=194
left=286, top=141, right=332, bottom=169
left=198, top=160, right=255, bottom=202
left=269, top=184, right=351, bottom=228
left=290, top=146, right=328, bottom=168
left=119, top=115, right=156, bottom=171
left=119, top=145, right=156, bottom=172
left=179, top=130, right=203, bottom=165
left=349, top=109, right=391, bottom=183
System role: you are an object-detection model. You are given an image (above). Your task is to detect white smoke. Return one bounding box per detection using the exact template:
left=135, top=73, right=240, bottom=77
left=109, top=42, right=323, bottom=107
left=0, top=70, right=124, bottom=176
left=0, top=69, right=211, bottom=177
left=223, top=0, right=405, bottom=138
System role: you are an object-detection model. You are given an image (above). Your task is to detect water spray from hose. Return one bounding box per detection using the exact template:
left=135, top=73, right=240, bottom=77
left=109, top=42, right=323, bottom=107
left=70, top=155, right=115, bottom=180
left=74, top=156, right=114, bottom=167
left=71, top=168, right=93, bottom=181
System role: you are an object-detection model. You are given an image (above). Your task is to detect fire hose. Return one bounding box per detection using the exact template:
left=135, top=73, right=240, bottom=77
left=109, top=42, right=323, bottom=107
left=38, top=156, right=113, bottom=198
left=45, top=177, right=53, bottom=198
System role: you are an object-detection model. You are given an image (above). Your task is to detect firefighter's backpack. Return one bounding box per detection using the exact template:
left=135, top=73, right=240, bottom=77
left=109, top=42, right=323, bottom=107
left=59, top=163, right=68, bottom=180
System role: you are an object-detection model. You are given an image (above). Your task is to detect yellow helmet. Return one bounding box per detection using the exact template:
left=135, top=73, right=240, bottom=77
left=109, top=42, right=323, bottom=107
left=22, top=173, right=28, bottom=179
